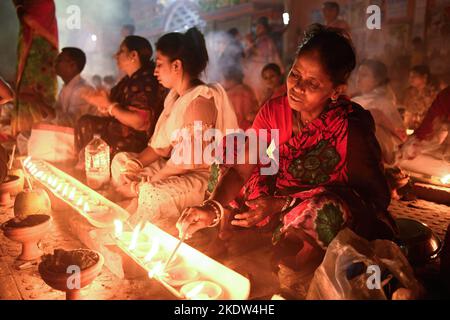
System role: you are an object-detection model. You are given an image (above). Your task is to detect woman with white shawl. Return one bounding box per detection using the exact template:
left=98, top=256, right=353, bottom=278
left=111, top=28, right=238, bottom=234
left=353, top=59, right=407, bottom=165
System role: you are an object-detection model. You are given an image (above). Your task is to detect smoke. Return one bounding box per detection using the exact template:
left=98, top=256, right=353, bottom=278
left=55, top=0, right=133, bottom=80
left=204, top=30, right=246, bottom=84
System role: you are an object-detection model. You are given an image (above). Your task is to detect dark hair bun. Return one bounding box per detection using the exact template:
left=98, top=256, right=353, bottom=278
left=156, top=27, right=209, bottom=79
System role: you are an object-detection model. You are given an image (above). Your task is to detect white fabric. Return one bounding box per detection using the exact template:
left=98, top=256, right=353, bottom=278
left=111, top=152, right=209, bottom=235
left=54, top=75, right=96, bottom=126
left=150, top=83, right=239, bottom=149
left=353, top=86, right=405, bottom=165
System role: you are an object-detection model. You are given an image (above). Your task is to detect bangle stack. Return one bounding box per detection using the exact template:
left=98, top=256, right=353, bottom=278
left=281, top=196, right=296, bottom=213
left=131, top=181, right=140, bottom=196
left=202, top=199, right=224, bottom=228
left=107, top=103, right=117, bottom=117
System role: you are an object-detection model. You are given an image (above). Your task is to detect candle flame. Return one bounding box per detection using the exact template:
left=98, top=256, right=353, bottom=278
left=69, top=188, right=76, bottom=200
left=24, top=156, right=31, bottom=165
left=76, top=197, right=84, bottom=207
left=186, top=283, right=205, bottom=300
left=36, top=171, right=44, bottom=178
left=406, top=129, right=415, bottom=136
left=51, top=178, right=58, bottom=188
left=83, top=202, right=90, bottom=213
left=47, top=176, right=53, bottom=184
left=30, top=167, right=38, bottom=175
left=128, top=222, right=142, bottom=251
left=441, top=174, right=450, bottom=185
left=114, top=220, right=123, bottom=238
left=144, top=238, right=160, bottom=262
left=148, top=261, right=165, bottom=279
left=55, top=183, right=63, bottom=193
left=62, top=185, right=69, bottom=197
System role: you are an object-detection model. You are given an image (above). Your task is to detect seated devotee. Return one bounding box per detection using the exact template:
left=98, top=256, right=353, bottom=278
left=261, top=63, right=287, bottom=105
left=397, top=86, right=450, bottom=180
left=322, top=2, right=351, bottom=36
left=221, top=66, right=259, bottom=130
left=53, top=47, right=96, bottom=127
left=0, top=77, right=14, bottom=105
left=177, top=25, right=397, bottom=286
left=110, top=28, right=239, bottom=234
left=76, top=35, right=166, bottom=157
left=91, top=75, right=103, bottom=90
left=353, top=59, right=406, bottom=165
left=403, top=65, right=438, bottom=130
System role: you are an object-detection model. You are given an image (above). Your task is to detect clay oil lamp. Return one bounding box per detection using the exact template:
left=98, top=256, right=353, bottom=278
left=0, top=175, right=22, bottom=206
left=39, top=249, right=104, bottom=300
left=1, top=214, right=52, bottom=261
left=1, top=188, right=52, bottom=260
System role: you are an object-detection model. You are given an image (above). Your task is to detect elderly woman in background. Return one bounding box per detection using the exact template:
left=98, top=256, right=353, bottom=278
left=403, top=65, right=438, bottom=130
left=110, top=28, right=238, bottom=234
left=261, top=63, right=287, bottom=105
left=221, top=66, right=259, bottom=130
left=353, top=59, right=406, bottom=165
left=76, top=36, right=166, bottom=157
left=177, top=26, right=396, bottom=290
left=11, top=0, right=58, bottom=135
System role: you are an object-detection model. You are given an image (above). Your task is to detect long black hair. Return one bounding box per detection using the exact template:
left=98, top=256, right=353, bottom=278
left=156, top=27, right=209, bottom=79
left=122, top=35, right=154, bottom=68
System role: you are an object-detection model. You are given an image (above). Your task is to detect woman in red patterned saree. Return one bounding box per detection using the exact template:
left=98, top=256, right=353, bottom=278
left=177, top=25, right=397, bottom=271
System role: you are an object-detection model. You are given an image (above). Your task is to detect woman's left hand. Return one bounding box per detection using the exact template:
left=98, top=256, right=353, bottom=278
left=231, top=196, right=286, bottom=228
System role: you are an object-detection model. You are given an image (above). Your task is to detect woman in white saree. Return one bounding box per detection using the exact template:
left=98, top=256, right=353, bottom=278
left=111, top=28, right=238, bottom=234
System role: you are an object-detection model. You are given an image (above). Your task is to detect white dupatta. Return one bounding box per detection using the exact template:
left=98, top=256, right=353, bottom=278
left=150, top=83, right=239, bottom=149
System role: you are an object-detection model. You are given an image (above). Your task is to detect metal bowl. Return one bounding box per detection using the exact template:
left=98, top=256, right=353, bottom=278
left=395, top=218, right=442, bottom=266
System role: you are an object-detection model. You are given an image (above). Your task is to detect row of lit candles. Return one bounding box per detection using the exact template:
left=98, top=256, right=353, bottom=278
left=23, top=156, right=93, bottom=214
left=113, top=219, right=215, bottom=300
left=23, top=157, right=219, bottom=300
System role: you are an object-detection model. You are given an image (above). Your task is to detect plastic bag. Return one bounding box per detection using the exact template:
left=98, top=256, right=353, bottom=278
left=27, top=123, right=76, bottom=163
left=307, top=228, right=424, bottom=300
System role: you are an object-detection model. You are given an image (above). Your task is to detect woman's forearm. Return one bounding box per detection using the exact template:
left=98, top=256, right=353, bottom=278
left=211, top=163, right=257, bottom=206
left=111, top=105, right=147, bottom=131
left=137, top=146, right=161, bottom=167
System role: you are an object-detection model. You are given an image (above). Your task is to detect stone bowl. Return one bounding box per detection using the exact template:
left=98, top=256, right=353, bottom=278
left=38, top=249, right=104, bottom=300
left=1, top=215, right=52, bottom=261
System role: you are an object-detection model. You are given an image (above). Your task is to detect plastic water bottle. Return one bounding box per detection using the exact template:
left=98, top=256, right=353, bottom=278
left=85, top=134, right=110, bottom=190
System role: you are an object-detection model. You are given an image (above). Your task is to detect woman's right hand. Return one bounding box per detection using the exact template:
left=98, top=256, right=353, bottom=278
left=176, top=206, right=216, bottom=238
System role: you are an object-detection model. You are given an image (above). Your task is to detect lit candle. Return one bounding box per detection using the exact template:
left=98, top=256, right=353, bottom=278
left=128, top=222, right=142, bottom=251
left=144, top=238, right=160, bottom=262
left=55, top=183, right=63, bottom=193
left=185, top=283, right=205, bottom=300
left=114, top=220, right=123, bottom=239
left=441, top=174, right=450, bottom=185
left=148, top=261, right=165, bottom=279
left=62, top=185, right=69, bottom=197
left=83, top=202, right=90, bottom=213
left=76, top=196, right=84, bottom=207
left=69, top=188, right=76, bottom=201
left=51, top=178, right=58, bottom=188
left=47, top=176, right=53, bottom=185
